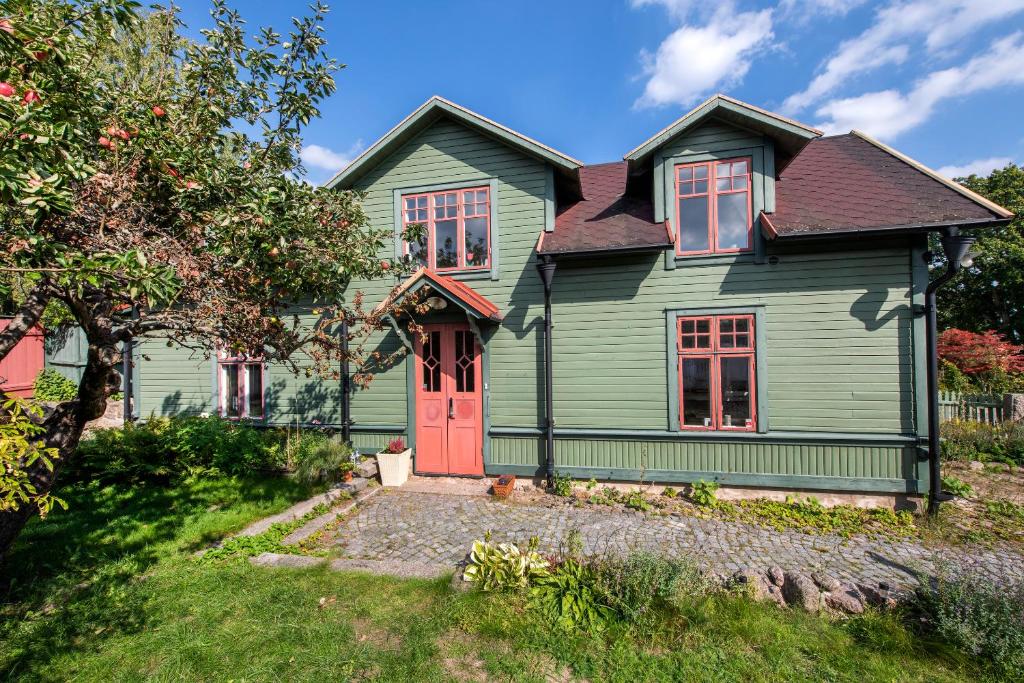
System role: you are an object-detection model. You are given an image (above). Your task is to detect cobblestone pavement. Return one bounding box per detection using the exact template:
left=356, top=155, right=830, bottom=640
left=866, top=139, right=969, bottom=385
left=333, top=491, right=1024, bottom=589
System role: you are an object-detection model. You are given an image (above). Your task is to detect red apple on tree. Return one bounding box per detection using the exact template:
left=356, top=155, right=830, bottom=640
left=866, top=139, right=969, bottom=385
left=0, top=82, right=14, bottom=98
left=21, top=90, right=39, bottom=105
left=151, top=105, right=165, bottom=117
left=0, top=19, right=13, bottom=34
left=97, top=136, right=112, bottom=149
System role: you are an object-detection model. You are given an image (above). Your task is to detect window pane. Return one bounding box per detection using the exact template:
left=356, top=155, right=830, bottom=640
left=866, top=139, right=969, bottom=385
left=733, top=160, right=747, bottom=175
left=408, top=234, right=428, bottom=267
left=681, top=357, right=712, bottom=427
left=435, top=219, right=458, bottom=268
left=222, top=364, right=240, bottom=417
left=678, top=196, right=709, bottom=252
left=422, top=331, right=441, bottom=392
left=247, top=365, right=263, bottom=418
left=720, top=357, right=752, bottom=428
left=464, top=217, right=488, bottom=267
left=694, top=165, right=708, bottom=180
left=679, top=166, right=693, bottom=182
left=716, top=192, right=749, bottom=250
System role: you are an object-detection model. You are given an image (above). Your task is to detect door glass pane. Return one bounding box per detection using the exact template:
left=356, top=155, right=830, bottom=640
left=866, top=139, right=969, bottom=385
left=222, top=364, right=240, bottom=417
left=716, top=192, right=749, bottom=250
left=681, top=357, right=712, bottom=427
left=464, top=217, right=488, bottom=267
left=247, top=364, right=263, bottom=417
left=434, top=219, right=458, bottom=268
left=720, top=356, right=752, bottom=428
left=422, top=331, right=442, bottom=392
left=678, top=196, right=709, bottom=252
left=454, top=330, right=475, bottom=393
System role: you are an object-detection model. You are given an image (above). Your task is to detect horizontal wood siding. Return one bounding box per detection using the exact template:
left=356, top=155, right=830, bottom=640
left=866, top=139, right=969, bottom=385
left=136, top=336, right=212, bottom=416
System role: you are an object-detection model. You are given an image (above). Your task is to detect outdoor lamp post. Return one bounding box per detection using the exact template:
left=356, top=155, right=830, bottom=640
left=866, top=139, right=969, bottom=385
left=923, top=229, right=977, bottom=515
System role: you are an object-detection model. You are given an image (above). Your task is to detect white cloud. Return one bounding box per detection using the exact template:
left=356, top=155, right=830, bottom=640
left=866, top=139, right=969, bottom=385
left=634, top=6, right=774, bottom=108
left=937, top=156, right=1015, bottom=178
left=630, top=0, right=699, bottom=20
left=814, top=32, right=1024, bottom=137
left=300, top=142, right=363, bottom=173
left=782, top=0, right=1024, bottom=115
left=779, top=0, right=867, bottom=19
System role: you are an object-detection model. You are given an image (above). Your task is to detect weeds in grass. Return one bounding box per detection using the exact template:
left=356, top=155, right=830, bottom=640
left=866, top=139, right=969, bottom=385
left=550, top=472, right=573, bottom=497
left=941, top=476, right=974, bottom=498
left=689, top=480, right=719, bottom=507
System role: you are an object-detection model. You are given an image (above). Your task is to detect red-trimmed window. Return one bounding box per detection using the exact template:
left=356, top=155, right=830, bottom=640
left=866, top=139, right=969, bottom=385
left=677, top=315, right=756, bottom=431
left=402, top=187, right=491, bottom=271
left=675, top=157, right=752, bottom=255
left=217, top=352, right=265, bottom=420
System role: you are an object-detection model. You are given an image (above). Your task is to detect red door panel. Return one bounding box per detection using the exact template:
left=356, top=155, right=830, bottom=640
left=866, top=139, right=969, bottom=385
left=413, top=323, right=483, bottom=476
left=0, top=321, right=44, bottom=398
left=414, top=327, right=447, bottom=474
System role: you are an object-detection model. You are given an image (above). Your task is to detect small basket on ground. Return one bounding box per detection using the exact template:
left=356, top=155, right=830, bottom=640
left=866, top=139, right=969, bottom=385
left=492, top=475, right=516, bottom=498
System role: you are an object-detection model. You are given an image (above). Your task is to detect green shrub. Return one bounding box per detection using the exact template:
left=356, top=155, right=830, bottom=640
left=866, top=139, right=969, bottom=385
left=662, top=486, right=678, bottom=498
left=293, top=436, right=352, bottom=485
left=596, top=551, right=712, bottom=628
left=462, top=536, right=550, bottom=591
left=32, top=369, right=78, bottom=401
left=941, top=419, right=1024, bottom=466
left=914, top=566, right=1024, bottom=678
left=529, top=557, right=614, bottom=632
left=72, top=416, right=285, bottom=483
left=941, top=476, right=974, bottom=498
left=550, top=471, right=573, bottom=497
left=689, top=479, right=719, bottom=507
left=623, top=489, right=651, bottom=512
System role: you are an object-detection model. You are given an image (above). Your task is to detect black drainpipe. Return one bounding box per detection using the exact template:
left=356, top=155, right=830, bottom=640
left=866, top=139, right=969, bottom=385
left=340, top=318, right=352, bottom=447
left=122, top=305, right=136, bottom=424
left=536, top=256, right=557, bottom=483
left=922, top=228, right=975, bottom=515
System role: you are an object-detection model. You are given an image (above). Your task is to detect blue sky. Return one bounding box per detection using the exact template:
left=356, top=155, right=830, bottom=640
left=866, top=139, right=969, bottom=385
left=174, top=0, right=1024, bottom=185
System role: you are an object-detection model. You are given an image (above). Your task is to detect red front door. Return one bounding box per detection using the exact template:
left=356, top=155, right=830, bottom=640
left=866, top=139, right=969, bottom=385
left=413, top=323, right=483, bottom=476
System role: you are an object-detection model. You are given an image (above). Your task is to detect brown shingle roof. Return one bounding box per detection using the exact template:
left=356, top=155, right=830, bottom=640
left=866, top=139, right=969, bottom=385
left=765, top=133, right=1008, bottom=238
left=540, top=162, right=671, bottom=255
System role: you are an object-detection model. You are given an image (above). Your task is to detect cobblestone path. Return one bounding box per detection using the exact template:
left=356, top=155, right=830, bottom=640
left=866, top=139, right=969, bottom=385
left=333, top=491, right=1024, bottom=589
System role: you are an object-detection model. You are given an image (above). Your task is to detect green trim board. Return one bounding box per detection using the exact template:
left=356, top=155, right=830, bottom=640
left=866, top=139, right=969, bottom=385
left=486, top=463, right=919, bottom=494
left=625, top=94, right=820, bottom=164
left=661, top=145, right=771, bottom=270
left=327, top=96, right=582, bottom=190
left=910, top=236, right=930, bottom=487
left=543, top=166, right=555, bottom=232
left=391, top=177, right=501, bottom=281
left=489, top=426, right=916, bottom=445
left=665, top=306, right=768, bottom=433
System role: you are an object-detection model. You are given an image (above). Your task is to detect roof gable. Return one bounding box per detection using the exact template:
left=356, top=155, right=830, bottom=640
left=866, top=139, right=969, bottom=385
left=325, top=96, right=582, bottom=191
left=624, top=94, right=821, bottom=166
left=375, top=268, right=502, bottom=322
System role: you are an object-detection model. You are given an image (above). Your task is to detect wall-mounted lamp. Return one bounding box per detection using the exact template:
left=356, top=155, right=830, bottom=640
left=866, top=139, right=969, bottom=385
left=425, top=296, right=448, bottom=311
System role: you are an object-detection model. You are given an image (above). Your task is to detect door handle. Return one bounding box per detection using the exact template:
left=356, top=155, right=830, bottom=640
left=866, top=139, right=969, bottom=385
left=448, top=397, right=454, bottom=419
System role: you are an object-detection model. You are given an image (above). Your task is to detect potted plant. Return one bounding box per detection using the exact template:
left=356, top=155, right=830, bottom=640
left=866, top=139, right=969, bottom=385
left=339, top=460, right=355, bottom=483
left=376, top=437, right=412, bottom=487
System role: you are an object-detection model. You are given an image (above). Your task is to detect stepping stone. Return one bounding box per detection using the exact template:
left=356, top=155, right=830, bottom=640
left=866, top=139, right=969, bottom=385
left=329, top=557, right=450, bottom=579
left=250, top=552, right=326, bottom=569
left=237, top=489, right=344, bottom=537
left=356, top=459, right=378, bottom=479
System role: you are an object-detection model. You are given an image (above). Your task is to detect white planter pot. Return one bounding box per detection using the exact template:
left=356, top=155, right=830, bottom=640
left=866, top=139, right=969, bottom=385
left=376, top=448, right=412, bottom=487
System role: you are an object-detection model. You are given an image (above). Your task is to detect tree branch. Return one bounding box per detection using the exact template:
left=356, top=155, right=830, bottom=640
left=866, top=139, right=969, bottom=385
left=0, top=283, right=52, bottom=361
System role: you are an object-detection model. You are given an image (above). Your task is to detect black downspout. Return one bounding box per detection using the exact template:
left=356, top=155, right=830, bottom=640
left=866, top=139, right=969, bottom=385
left=923, top=229, right=975, bottom=515
left=122, top=335, right=133, bottom=424
left=340, top=318, right=352, bottom=447
left=537, top=256, right=557, bottom=484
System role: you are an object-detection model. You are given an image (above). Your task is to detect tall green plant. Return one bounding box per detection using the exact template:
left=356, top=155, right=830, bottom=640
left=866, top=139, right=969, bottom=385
left=0, top=397, right=63, bottom=516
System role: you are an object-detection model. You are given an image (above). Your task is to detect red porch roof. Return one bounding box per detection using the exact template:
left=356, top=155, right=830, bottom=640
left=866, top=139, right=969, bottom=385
left=379, top=268, right=503, bottom=322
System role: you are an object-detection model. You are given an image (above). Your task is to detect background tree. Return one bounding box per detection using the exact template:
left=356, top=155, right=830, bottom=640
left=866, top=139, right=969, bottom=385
left=0, top=0, right=418, bottom=559
left=935, top=164, right=1024, bottom=341
left=938, top=328, right=1024, bottom=394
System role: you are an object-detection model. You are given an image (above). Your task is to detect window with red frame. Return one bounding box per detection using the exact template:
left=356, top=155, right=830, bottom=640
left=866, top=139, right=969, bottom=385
left=677, top=315, right=756, bottom=431
left=218, top=354, right=265, bottom=419
left=675, top=157, right=752, bottom=255
left=402, top=187, right=490, bottom=271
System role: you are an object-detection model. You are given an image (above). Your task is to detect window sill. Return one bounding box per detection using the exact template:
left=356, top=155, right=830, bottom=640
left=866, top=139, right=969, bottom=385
left=442, top=269, right=496, bottom=282
left=674, top=252, right=755, bottom=266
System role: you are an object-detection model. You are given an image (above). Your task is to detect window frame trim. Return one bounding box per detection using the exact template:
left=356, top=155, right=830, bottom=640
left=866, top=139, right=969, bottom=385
left=659, top=145, right=772, bottom=270
left=215, top=351, right=267, bottom=421
left=393, top=178, right=501, bottom=281
left=673, top=156, right=753, bottom=257
left=666, top=306, right=768, bottom=434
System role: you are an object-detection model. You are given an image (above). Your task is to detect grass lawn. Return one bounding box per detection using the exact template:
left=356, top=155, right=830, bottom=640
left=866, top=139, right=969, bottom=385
left=0, top=476, right=990, bottom=682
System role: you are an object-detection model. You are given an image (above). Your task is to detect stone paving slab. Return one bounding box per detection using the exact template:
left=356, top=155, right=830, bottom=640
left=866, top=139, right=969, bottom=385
left=328, top=557, right=450, bottom=579
left=332, top=491, right=1024, bottom=590
left=250, top=552, right=326, bottom=569
left=281, top=487, right=381, bottom=545
left=237, top=489, right=346, bottom=537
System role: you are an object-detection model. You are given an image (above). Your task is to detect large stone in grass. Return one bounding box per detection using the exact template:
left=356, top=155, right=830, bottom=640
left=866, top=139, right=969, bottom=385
left=782, top=571, right=821, bottom=612
left=857, top=582, right=898, bottom=610
left=768, top=566, right=785, bottom=587
left=812, top=572, right=841, bottom=592
left=732, top=569, right=785, bottom=607
left=824, top=588, right=865, bottom=615
left=250, top=552, right=325, bottom=569
left=334, top=477, right=369, bottom=495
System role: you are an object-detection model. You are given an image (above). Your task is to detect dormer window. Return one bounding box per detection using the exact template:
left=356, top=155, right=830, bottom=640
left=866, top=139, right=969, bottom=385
left=675, top=158, right=752, bottom=255
left=403, top=187, right=491, bottom=271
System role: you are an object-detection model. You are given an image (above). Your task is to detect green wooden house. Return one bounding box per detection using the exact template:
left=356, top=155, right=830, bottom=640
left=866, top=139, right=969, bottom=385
left=131, top=94, right=1013, bottom=498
